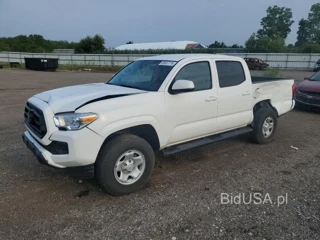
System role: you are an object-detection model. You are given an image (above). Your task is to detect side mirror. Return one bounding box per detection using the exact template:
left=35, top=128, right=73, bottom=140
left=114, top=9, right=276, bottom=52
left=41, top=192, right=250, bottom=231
left=171, top=80, right=195, bottom=94
left=304, top=77, right=309, bottom=80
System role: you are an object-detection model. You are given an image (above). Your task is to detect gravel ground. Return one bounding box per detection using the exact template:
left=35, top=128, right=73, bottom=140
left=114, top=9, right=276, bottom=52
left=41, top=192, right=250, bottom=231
left=0, top=69, right=319, bottom=240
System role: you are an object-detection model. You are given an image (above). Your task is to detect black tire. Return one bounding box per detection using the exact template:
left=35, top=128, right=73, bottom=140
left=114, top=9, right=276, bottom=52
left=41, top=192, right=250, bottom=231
left=95, top=134, right=155, bottom=196
left=251, top=107, right=278, bottom=144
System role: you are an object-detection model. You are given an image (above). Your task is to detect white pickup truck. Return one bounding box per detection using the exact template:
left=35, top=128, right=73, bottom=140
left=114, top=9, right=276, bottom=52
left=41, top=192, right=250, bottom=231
left=22, top=54, right=296, bottom=195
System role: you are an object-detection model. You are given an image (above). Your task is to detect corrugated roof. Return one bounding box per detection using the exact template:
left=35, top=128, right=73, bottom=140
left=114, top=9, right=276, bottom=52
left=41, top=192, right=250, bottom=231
left=185, top=43, right=200, bottom=49
left=115, top=41, right=206, bottom=50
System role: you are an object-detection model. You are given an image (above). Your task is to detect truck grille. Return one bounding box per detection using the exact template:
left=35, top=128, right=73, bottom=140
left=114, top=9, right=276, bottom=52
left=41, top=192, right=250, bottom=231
left=295, top=95, right=320, bottom=106
left=298, top=90, right=320, bottom=98
left=24, top=102, right=47, bottom=138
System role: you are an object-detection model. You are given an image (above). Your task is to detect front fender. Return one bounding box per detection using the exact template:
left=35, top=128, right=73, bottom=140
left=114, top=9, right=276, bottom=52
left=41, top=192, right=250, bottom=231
left=88, top=115, right=165, bottom=147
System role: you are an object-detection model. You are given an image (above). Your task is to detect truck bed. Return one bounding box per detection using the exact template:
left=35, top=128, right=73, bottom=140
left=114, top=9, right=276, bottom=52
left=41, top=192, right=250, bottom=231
left=251, top=76, right=286, bottom=83
left=252, top=77, right=295, bottom=117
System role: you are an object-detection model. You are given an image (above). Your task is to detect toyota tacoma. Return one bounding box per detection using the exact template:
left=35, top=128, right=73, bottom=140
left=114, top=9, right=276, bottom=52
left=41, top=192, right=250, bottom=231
left=22, top=54, right=296, bottom=195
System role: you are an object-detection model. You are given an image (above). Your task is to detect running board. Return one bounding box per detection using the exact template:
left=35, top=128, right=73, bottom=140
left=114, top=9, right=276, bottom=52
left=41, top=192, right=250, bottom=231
left=162, top=127, right=253, bottom=156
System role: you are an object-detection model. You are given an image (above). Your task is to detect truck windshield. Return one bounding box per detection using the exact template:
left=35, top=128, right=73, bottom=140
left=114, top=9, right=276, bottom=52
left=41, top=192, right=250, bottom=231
left=107, top=60, right=176, bottom=91
left=310, top=71, right=320, bottom=81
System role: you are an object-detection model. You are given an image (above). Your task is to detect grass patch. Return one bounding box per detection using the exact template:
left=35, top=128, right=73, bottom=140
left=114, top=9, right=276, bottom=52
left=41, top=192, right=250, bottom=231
left=263, top=68, right=282, bottom=78
left=0, top=62, right=25, bottom=69
left=57, top=64, right=122, bottom=72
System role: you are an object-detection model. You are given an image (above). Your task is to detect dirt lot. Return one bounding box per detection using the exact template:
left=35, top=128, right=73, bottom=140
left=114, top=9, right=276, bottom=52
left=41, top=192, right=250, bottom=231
left=0, top=69, right=319, bottom=240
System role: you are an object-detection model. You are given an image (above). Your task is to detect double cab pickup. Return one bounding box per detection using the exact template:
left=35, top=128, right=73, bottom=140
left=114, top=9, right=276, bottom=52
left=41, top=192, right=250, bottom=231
left=22, top=54, right=295, bottom=195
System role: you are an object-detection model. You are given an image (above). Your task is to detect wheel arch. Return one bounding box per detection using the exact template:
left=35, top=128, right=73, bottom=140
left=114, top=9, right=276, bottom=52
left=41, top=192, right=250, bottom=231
left=253, top=100, right=279, bottom=117
left=98, top=124, right=161, bottom=154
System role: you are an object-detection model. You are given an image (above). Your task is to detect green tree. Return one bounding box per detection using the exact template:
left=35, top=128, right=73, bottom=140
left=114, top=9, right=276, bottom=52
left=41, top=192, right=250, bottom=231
left=208, top=41, right=227, bottom=48
left=296, top=19, right=312, bottom=46
left=258, top=37, right=285, bottom=53
left=245, top=5, right=292, bottom=53
left=0, top=42, right=10, bottom=51
left=296, top=3, right=320, bottom=47
left=299, top=43, right=320, bottom=53
left=308, top=3, right=320, bottom=43
left=245, top=33, right=258, bottom=52
left=75, top=34, right=105, bottom=53
left=257, top=5, right=294, bottom=39
left=230, top=44, right=243, bottom=48
left=0, top=34, right=79, bottom=52
left=245, top=33, right=285, bottom=53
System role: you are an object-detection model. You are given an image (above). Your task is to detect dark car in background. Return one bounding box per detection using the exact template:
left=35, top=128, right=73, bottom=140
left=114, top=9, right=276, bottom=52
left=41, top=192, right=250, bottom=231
left=314, top=59, right=320, bottom=72
left=295, top=71, right=320, bottom=110
left=244, top=58, right=269, bottom=70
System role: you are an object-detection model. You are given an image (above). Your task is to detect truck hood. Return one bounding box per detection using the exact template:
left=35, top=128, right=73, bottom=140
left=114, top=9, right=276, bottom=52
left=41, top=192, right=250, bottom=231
left=297, top=80, right=320, bottom=92
left=34, top=83, right=146, bottom=113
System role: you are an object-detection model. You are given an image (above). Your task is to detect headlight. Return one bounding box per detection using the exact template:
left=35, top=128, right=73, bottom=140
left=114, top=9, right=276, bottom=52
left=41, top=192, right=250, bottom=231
left=53, top=113, right=98, bottom=130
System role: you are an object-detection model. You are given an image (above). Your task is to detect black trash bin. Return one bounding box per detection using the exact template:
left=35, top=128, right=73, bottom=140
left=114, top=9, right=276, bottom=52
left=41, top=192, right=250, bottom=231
left=25, top=58, right=59, bottom=71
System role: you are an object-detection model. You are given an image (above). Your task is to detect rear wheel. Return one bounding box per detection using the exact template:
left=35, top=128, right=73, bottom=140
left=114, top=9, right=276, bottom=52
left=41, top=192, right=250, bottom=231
left=251, top=107, right=278, bottom=144
left=95, top=134, right=155, bottom=195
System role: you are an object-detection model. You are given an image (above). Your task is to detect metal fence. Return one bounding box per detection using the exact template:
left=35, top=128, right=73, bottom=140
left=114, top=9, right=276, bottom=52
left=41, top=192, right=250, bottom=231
left=1, top=51, right=319, bottom=70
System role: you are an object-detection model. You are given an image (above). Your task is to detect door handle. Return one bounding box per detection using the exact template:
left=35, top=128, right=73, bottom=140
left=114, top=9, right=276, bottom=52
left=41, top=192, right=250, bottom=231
left=242, top=91, right=251, bottom=96
left=205, top=96, right=217, bottom=102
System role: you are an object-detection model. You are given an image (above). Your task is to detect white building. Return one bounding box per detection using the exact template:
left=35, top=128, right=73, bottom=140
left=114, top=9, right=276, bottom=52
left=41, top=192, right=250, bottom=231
left=115, top=41, right=207, bottom=50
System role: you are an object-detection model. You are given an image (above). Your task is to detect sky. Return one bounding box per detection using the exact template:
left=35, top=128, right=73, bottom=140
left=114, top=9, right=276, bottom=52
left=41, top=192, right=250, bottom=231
left=0, top=0, right=319, bottom=48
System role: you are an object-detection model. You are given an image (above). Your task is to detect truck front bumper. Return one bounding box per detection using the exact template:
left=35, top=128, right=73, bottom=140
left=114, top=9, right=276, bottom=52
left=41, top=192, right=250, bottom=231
left=22, top=128, right=104, bottom=179
left=22, top=131, right=49, bottom=166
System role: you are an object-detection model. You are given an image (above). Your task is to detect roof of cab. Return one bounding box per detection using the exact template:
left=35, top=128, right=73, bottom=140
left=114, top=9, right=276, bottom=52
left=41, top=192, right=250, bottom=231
left=138, top=54, right=241, bottom=62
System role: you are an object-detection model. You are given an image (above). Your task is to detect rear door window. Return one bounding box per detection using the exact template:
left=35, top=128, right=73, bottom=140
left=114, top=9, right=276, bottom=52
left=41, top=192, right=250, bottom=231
left=216, top=61, right=246, bottom=88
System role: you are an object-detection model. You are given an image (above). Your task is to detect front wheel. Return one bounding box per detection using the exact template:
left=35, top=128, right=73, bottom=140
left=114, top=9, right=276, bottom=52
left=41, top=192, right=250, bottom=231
left=95, top=134, right=155, bottom=196
left=251, top=107, right=278, bottom=144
